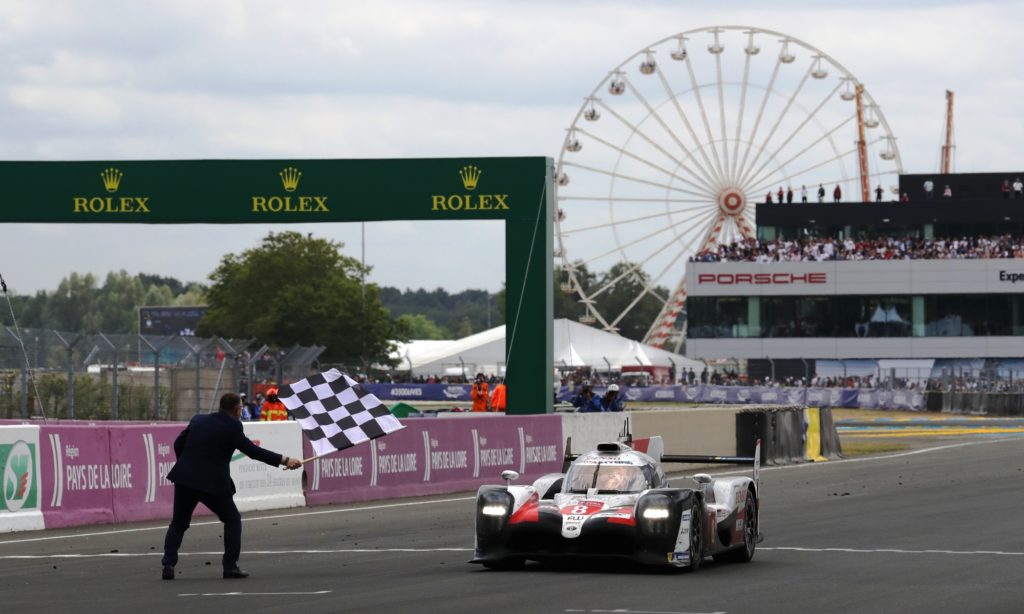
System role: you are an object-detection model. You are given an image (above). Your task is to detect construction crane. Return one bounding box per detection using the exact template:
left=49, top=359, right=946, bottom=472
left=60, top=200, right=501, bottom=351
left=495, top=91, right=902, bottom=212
left=855, top=84, right=870, bottom=202
left=941, top=90, right=955, bottom=174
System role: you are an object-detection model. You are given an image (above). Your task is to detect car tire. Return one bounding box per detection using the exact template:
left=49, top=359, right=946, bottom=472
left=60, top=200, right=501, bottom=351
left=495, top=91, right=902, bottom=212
left=686, top=501, right=703, bottom=572
left=716, top=490, right=757, bottom=564
left=482, top=558, right=525, bottom=571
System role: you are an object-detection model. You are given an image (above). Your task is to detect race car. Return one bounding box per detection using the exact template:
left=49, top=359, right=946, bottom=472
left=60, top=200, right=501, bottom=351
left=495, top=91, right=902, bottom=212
left=471, top=438, right=761, bottom=571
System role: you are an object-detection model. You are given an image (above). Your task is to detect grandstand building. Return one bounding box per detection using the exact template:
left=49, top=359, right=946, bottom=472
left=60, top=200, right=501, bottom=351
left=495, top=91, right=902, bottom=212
left=685, top=172, right=1024, bottom=380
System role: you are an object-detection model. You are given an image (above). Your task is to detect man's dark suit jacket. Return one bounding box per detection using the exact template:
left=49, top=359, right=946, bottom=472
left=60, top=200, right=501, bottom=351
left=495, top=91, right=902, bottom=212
left=167, top=411, right=283, bottom=495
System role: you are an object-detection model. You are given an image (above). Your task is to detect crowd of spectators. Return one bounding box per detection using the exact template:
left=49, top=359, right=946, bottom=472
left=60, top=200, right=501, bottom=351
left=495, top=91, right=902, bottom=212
left=693, top=234, right=1024, bottom=263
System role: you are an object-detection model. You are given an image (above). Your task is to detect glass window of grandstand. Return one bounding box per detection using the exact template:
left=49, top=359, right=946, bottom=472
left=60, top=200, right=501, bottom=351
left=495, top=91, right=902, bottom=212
left=760, top=297, right=833, bottom=337
left=688, top=297, right=750, bottom=338
left=841, top=296, right=912, bottom=338
left=925, top=295, right=1020, bottom=336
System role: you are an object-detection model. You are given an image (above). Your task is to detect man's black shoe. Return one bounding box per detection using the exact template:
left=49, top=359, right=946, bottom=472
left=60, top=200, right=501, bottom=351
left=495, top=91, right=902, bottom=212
left=223, top=567, right=249, bottom=579
left=162, top=565, right=175, bottom=580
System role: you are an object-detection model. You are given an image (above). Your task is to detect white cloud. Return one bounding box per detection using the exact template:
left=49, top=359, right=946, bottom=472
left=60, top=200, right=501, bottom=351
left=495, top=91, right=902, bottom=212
left=0, top=0, right=1021, bottom=296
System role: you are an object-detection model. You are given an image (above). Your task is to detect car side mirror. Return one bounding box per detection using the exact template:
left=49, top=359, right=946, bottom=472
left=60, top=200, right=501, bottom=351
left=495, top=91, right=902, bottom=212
left=693, top=473, right=713, bottom=485
left=501, top=470, right=519, bottom=487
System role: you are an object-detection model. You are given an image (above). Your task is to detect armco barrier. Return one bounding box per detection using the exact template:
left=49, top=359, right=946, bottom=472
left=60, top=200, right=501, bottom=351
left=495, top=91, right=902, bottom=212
left=303, top=414, right=563, bottom=506
left=0, top=425, right=45, bottom=532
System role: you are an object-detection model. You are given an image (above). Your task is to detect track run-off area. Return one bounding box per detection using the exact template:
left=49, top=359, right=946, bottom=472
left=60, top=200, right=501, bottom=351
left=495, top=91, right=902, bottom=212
left=2, top=434, right=1024, bottom=614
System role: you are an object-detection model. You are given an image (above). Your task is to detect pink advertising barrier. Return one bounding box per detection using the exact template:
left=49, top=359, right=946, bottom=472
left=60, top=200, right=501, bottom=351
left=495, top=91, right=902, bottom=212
left=303, top=414, right=564, bottom=507
left=107, top=424, right=189, bottom=523
left=39, top=423, right=199, bottom=528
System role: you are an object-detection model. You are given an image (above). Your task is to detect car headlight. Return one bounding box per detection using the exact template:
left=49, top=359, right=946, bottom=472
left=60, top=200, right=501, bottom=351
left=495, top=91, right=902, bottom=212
left=642, top=507, right=670, bottom=520
left=482, top=503, right=510, bottom=517
left=477, top=489, right=515, bottom=535
left=637, top=494, right=675, bottom=536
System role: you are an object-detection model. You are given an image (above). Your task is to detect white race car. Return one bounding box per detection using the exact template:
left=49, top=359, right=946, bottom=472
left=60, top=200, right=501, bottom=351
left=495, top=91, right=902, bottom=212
left=472, top=439, right=761, bottom=571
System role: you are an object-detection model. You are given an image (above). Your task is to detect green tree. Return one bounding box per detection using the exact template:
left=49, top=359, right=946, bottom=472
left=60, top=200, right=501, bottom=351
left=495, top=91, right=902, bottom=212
left=379, top=286, right=503, bottom=334
left=42, top=272, right=98, bottom=331
left=143, top=284, right=174, bottom=308
left=173, top=283, right=208, bottom=306
left=495, top=283, right=506, bottom=324
left=594, top=262, right=667, bottom=341
left=197, top=231, right=405, bottom=365
left=397, top=314, right=445, bottom=340
left=553, top=262, right=597, bottom=322
left=94, top=271, right=145, bottom=332
left=453, top=316, right=474, bottom=338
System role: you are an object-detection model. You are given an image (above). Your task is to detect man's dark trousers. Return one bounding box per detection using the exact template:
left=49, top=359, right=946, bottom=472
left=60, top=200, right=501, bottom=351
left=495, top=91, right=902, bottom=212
left=162, top=483, right=242, bottom=570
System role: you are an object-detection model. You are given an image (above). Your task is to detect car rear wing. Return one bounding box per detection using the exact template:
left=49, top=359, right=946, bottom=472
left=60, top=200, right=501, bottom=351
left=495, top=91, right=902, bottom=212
left=664, top=439, right=761, bottom=489
left=563, top=437, right=762, bottom=489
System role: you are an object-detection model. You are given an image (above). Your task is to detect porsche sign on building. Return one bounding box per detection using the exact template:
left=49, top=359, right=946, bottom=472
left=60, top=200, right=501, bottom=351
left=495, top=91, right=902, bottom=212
left=685, top=259, right=1024, bottom=360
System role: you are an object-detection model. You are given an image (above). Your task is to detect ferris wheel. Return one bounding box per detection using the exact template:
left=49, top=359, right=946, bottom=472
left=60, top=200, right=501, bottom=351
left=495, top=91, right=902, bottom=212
left=554, top=26, right=904, bottom=352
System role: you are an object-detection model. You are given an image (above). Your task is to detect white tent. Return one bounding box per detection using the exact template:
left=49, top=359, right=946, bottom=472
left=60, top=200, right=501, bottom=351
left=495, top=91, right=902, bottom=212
left=393, top=325, right=507, bottom=378
left=554, top=319, right=703, bottom=372
left=390, top=319, right=702, bottom=378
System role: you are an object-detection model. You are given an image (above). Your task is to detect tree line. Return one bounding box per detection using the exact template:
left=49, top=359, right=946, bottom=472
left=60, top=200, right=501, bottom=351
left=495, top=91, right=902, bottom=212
left=1, top=232, right=665, bottom=366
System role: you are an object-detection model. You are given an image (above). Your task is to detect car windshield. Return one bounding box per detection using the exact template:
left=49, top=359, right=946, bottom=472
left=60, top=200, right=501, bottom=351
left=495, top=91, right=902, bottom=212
left=566, top=463, right=649, bottom=493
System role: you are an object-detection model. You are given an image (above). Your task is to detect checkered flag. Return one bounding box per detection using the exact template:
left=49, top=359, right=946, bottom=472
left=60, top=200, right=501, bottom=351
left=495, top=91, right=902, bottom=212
left=278, top=369, right=404, bottom=458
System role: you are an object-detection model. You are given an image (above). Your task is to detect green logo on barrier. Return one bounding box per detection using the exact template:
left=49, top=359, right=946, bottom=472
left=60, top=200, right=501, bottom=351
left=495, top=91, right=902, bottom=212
left=1, top=440, right=38, bottom=512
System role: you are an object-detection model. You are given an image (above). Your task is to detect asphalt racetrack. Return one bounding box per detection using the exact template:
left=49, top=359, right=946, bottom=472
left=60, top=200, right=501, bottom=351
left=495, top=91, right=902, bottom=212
left=3, top=436, right=1024, bottom=614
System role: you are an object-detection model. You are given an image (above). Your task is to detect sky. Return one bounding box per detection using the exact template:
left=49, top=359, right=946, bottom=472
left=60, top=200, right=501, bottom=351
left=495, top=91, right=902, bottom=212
left=1, top=0, right=1022, bottom=297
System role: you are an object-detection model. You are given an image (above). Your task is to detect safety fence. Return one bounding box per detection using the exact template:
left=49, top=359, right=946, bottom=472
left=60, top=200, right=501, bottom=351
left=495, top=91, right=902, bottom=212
left=0, top=328, right=325, bottom=421
left=0, top=405, right=839, bottom=533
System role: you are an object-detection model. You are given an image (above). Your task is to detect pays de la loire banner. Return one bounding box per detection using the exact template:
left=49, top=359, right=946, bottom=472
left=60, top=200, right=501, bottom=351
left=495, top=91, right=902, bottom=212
left=304, top=415, right=563, bottom=506
left=37, top=421, right=305, bottom=530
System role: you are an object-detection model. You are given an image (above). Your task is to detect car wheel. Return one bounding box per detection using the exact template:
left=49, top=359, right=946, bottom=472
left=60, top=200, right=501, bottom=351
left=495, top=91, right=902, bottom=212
left=686, top=501, right=703, bottom=572
left=482, top=558, right=525, bottom=571
left=716, top=491, right=757, bottom=563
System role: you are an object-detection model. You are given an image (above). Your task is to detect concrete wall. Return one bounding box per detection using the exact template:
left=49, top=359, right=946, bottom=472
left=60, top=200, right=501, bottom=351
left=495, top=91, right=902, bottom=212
left=628, top=407, right=741, bottom=456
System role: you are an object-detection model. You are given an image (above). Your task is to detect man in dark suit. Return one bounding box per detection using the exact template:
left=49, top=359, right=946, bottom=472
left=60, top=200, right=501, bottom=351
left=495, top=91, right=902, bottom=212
left=161, top=392, right=302, bottom=580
